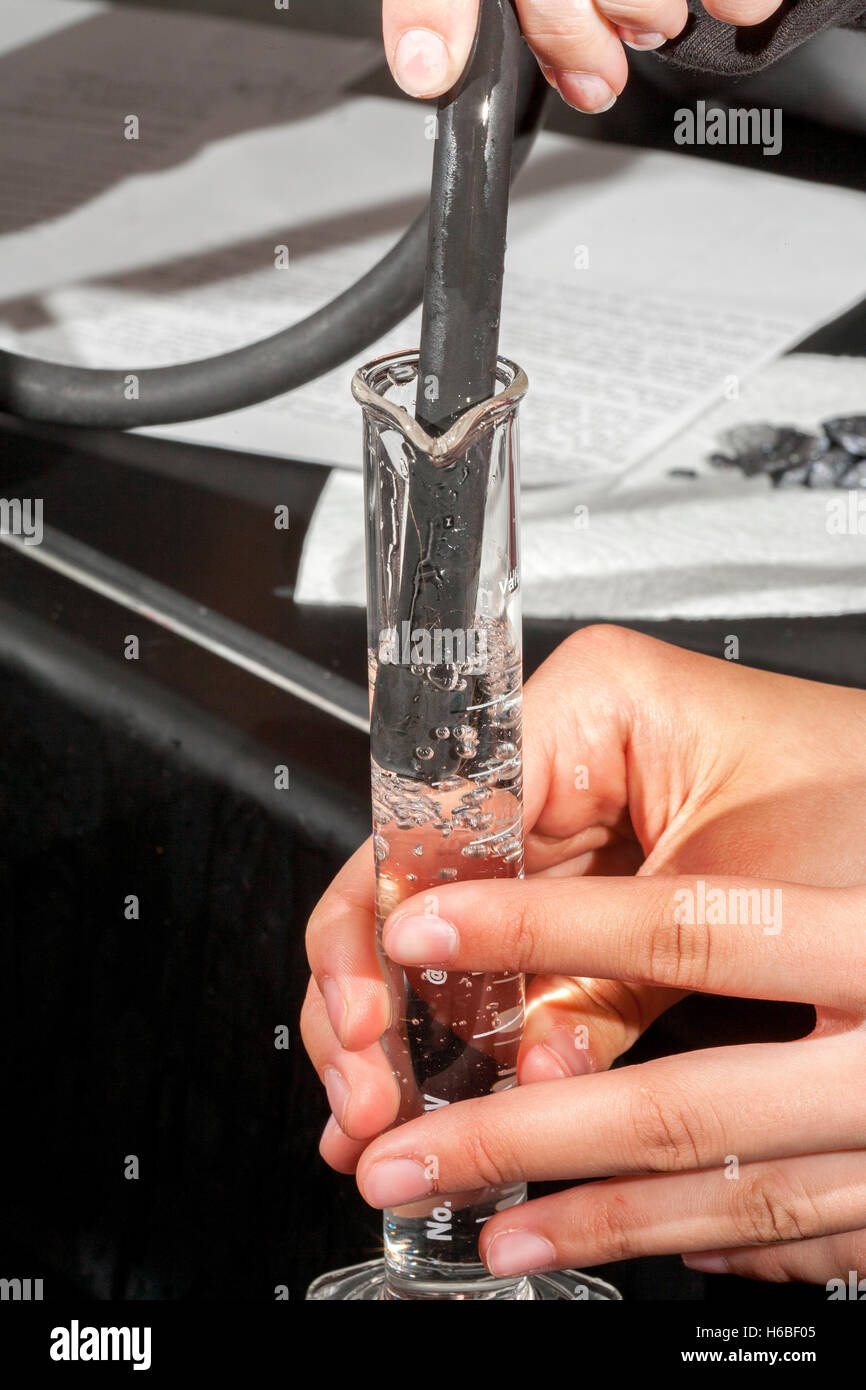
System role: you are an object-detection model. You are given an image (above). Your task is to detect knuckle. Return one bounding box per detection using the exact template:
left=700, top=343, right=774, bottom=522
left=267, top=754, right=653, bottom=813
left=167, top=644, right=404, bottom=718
left=842, top=1232, right=866, bottom=1280
left=524, top=27, right=594, bottom=59
left=836, top=886, right=866, bottom=1010
left=546, top=624, right=650, bottom=697
left=303, top=905, right=325, bottom=966
left=734, top=1169, right=817, bottom=1247
left=304, top=885, right=350, bottom=967
left=298, top=986, right=319, bottom=1053
left=642, top=894, right=712, bottom=991
left=566, top=977, right=647, bottom=1056
left=599, top=0, right=670, bottom=20
left=629, top=1078, right=710, bottom=1171
left=560, top=623, right=635, bottom=664
left=465, top=1120, right=516, bottom=1190
left=520, top=0, right=600, bottom=43
left=499, top=896, right=544, bottom=970
left=577, top=1188, right=641, bottom=1263
left=736, top=1249, right=802, bottom=1284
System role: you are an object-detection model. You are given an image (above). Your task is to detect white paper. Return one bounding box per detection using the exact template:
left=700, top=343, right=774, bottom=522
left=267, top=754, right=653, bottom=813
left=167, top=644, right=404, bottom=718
left=2, top=8, right=866, bottom=487
left=295, top=353, right=866, bottom=621
left=0, top=1, right=383, bottom=276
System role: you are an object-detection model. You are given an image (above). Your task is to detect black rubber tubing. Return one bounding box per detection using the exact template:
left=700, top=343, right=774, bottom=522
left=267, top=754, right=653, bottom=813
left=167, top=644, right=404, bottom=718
left=0, top=46, right=547, bottom=430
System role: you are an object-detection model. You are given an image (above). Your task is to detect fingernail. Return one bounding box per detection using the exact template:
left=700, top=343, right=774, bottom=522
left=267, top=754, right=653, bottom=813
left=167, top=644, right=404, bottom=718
left=683, top=1252, right=730, bottom=1274
left=383, top=913, right=459, bottom=965
left=619, top=28, right=667, bottom=51
left=319, top=1114, right=344, bottom=1158
left=393, top=29, right=450, bottom=98
left=364, top=1157, right=432, bottom=1208
left=486, top=1230, right=557, bottom=1277
left=324, top=1066, right=350, bottom=1129
left=321, top=976, right=348, bottom=1041
left=554, top=72, right=616, bottom=114
left=522, top=1028, right=594, bottom=1083
left=321, top=1113, right=345, bottom=1144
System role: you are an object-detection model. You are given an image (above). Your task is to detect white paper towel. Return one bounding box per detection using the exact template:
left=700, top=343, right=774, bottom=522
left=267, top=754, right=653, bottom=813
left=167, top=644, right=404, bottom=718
left=294, top=354, right=866, bottom=621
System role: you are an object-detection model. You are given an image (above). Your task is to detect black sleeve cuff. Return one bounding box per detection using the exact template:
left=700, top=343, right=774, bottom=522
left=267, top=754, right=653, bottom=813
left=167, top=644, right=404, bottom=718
left=658, top=0, right=866, bottom=75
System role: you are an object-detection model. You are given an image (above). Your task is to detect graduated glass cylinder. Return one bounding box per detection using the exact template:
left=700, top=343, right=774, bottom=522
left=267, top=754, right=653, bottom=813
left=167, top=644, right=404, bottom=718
left=353, top=349, right=528, bottom=1301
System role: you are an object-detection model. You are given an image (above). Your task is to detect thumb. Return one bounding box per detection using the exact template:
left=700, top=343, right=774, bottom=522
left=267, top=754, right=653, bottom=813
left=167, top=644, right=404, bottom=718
left=520, top=975, right=686, bottom=1083
left=383, top=0, right=480, bottom=98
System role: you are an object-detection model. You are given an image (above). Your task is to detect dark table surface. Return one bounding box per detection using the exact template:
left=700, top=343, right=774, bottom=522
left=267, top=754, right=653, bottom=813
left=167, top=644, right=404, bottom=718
left=1, top=383, right=862, bottom=1303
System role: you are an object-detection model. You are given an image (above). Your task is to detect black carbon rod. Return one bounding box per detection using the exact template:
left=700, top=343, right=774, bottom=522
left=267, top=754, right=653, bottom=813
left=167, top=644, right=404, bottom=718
left=415, top=0, right=522, bottom=431
left=371, top=0, right=524, bottom=778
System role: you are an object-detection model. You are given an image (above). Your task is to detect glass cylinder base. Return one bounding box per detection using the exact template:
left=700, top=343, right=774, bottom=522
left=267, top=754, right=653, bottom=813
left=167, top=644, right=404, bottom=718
left=306, top=1260, right=622, bottom=1301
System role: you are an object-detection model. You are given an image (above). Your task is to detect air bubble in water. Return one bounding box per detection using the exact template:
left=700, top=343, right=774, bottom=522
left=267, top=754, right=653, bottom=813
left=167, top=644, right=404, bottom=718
left=460, top=787, right=490, bottom=806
